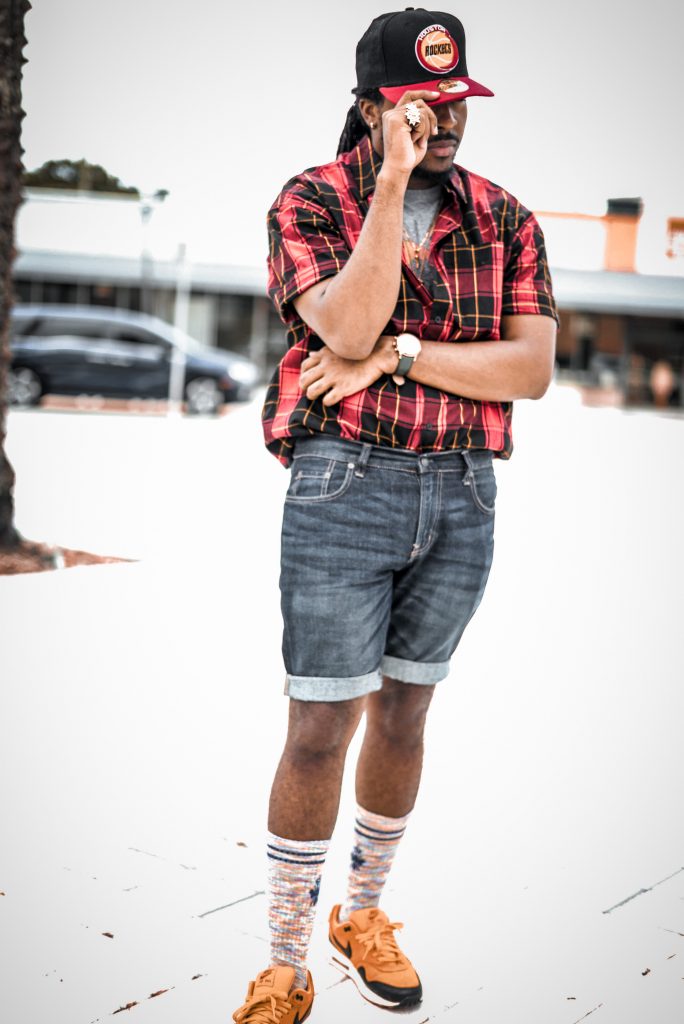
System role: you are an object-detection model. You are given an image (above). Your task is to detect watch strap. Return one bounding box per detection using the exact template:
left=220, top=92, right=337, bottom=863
left=395, top=353, right=414, bottom=376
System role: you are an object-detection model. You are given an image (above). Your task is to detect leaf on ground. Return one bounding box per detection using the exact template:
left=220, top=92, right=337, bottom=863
left=112, top=1001, right=139, bottom=1014
left=102, top=932, right=114, bottom=939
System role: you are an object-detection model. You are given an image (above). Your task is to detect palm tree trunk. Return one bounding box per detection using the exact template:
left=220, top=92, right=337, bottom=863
left=0, top=0, right=31, bottom=547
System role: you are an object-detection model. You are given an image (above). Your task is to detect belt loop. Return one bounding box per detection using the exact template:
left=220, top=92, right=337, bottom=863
left=354, top=443, right=373, bottom=478
left=461, top=448, right=475, bottom=484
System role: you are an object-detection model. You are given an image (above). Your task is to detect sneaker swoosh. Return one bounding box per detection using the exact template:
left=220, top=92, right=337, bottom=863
left=330, top=933, right=352, bottom=958
left=293, top=1003, right=313, bottom=1024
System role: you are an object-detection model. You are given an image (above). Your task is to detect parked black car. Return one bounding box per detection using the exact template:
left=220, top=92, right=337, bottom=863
left=8, top=305, right=259, bottom=414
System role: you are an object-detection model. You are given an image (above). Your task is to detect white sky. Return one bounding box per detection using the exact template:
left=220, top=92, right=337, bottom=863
left=19, top=0, right=684, bottom=273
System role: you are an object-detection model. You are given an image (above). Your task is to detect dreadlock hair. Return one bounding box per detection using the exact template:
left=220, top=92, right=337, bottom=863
left=336, top=89, right=383, bottom=157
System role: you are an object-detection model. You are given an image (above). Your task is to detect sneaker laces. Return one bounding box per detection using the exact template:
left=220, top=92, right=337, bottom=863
left=354, top=917, right=407, bottom=969
left=232, top=989, right=292, bottom=1024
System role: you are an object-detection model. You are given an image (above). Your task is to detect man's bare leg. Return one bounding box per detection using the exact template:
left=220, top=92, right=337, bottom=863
left=264, top=695, right=367, bottom=984
left=329, top=676, right=436, bottom=923
left=268, top=694, right=367, bottom=839
left=356, top=676, right=436, bottom=817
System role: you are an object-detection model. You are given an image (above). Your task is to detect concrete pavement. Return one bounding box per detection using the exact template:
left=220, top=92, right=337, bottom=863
left=1, top=387, right=683, bottom=1023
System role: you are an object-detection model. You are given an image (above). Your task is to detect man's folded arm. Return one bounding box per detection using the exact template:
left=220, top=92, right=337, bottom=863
left=292, top=176, right=409, bottom=360
left=404, top=314, right=558, bottom=401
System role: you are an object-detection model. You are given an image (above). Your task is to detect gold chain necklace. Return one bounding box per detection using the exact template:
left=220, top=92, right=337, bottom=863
left=402, top=210, right=439, bottom=270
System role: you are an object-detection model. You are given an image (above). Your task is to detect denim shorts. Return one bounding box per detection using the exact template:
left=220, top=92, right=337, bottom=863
left=279, top=436, right=496, bottom=702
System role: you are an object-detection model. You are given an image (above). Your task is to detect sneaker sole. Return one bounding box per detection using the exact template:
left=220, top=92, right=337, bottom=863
left=329, top=954, right=422, bottom=1009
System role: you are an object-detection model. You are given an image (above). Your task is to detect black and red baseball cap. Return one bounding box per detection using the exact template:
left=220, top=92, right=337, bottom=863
left=353, top=8, right=494, bottom=105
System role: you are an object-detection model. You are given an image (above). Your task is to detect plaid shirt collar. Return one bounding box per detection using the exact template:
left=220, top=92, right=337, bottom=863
left=345, top=134, right=467, bottom=205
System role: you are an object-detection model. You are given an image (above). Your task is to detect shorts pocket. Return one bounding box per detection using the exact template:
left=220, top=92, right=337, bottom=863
left=462, top=462, right=497, bottom=515
left=285, top=454, right=355, bottom=503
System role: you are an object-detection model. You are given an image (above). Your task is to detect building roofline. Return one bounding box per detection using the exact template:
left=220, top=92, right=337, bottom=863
left=13, top=249, right=684, bottom=316
left=13, top=249, right=269, bottom=297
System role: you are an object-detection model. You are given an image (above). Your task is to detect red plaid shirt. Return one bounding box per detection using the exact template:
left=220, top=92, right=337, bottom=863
left=263, top=135, right=557, bottom=466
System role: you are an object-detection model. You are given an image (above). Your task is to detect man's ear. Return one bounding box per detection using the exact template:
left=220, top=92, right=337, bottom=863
left=358, top=97, right=383, bottom=129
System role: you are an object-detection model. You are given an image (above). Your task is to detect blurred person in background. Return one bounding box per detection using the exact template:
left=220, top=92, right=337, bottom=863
left=232, top=9, right=557, bottom=1022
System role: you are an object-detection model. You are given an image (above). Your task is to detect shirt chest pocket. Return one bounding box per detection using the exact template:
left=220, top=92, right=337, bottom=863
left=442, top=239, right=504, bottom=338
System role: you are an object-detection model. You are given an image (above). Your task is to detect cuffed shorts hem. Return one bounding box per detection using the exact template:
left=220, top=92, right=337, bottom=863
left=380, top=654, right=450, bottom=685
left=284, top=669, right=383, bottom=702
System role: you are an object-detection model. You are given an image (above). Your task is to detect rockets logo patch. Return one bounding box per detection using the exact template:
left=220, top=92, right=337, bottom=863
left=415, top=24, right=460, bottom=75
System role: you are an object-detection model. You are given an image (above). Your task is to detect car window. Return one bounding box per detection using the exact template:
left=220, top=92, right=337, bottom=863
left=109, top=325, right=169, bottom=348
left=10, top=315, right=40, bottom=337
left=31, top=318, right=111, bottom=340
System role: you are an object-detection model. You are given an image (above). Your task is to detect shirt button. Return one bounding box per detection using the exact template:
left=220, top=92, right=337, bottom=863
left=434, top=315, right=442, bottom=323
left=426, top=423, right=434, bottom=430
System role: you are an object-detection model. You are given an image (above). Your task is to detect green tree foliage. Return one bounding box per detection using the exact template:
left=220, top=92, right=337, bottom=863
left=23, top=158, right=145, bottom=196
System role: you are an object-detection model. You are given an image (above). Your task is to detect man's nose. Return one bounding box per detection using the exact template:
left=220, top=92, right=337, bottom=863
left=435, top=102, right=462, bottom=129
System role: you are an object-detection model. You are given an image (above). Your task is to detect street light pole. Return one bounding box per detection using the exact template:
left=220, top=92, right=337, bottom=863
left=168, top=242, right=190, bottom=417
left=138, top=188, right=168, bottom=316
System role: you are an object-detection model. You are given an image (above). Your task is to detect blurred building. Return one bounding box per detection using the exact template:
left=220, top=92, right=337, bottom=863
left=12, top=188, right=285, bottom=382
left=538, top=200, right=684, bottom=408
left=13, top=247, right=283, bottom=383
left=12, top=189, right=684, bottom=406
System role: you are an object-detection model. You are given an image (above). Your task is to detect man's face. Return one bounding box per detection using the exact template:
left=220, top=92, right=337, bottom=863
left=380, top=96, right=468, bottom=182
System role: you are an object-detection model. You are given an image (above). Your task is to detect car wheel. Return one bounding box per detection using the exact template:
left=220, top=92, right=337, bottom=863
left=8, top=366, right=43, bottom=407
left=185, top=376, right=223, bottom=416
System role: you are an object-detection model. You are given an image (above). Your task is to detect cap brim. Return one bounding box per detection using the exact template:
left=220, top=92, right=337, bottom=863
left=379, top=77, right=494, bottom=104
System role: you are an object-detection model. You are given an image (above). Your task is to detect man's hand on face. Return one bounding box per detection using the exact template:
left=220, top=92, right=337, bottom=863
left=379, top=90, right=440, bottom=181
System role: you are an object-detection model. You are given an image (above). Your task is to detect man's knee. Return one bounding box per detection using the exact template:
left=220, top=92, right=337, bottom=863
left=283, top=694, right=366, bottom=762
left=366, top=676, right=436, bottom=741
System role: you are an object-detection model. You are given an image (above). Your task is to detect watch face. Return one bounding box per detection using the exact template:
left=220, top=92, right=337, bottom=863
left=396, top=333, right=421, bottom=358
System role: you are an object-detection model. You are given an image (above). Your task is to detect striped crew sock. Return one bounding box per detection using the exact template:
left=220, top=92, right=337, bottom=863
left=340, top=803, right=412, bottom=920
left=267, top=831, right=330, bottom=988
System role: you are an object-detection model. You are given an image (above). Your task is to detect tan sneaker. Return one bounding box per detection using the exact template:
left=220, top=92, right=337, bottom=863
left=328, top=904, right=422, bottom=1008
left=232, top=965, right=314, bottom=1023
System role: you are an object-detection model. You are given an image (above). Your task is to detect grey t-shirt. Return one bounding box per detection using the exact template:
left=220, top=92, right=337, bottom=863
left=403, top=185, right=443, bottom=289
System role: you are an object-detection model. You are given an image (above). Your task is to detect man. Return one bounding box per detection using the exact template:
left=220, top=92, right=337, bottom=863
left=232, top=8, right=557, bottom=1023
